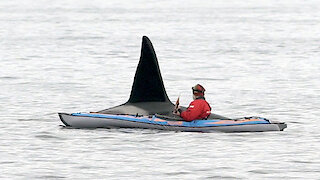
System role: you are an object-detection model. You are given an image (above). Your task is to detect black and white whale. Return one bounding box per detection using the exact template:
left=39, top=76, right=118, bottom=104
left=58, top=36, right=287, bottom=132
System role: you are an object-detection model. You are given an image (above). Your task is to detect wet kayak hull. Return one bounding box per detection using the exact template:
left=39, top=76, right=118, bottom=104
left=59, top=113, right=286, bottom=132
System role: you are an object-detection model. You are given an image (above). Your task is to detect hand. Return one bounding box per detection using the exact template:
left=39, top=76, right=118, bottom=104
left=173, top=111, right=180, bottom=116
left=173, top=108, right=181, bottom=116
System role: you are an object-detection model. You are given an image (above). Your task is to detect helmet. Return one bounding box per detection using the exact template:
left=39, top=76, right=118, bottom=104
left=192, top=84, right=205, bottom=96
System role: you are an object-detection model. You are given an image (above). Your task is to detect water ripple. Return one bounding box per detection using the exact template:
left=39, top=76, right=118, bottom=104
left=1, top=0, right=319, bottom=179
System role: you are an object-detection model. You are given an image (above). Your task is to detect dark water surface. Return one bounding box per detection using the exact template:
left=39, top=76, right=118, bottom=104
left=1, top=0, right=319, bottom=179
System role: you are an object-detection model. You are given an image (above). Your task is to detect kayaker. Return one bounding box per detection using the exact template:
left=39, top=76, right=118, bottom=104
left=173, top=84, right=211, bottom=121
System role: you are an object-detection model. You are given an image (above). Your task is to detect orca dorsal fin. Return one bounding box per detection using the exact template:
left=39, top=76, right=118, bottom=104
left=127, top=36, right=171, bottom=103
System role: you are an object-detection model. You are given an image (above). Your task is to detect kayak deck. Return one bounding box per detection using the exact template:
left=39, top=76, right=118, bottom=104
left=71, top=113, right=270, bottom=127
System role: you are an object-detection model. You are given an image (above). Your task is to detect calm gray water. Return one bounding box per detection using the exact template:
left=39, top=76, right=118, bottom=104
left=1, top=0, right=319, bottom=179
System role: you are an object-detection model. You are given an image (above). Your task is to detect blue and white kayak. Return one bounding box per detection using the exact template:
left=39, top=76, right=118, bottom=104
left=59, top=113, right=287, bottom=132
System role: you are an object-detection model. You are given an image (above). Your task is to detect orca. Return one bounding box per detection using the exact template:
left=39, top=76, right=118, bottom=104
left=98, top=36, right=228, bottom=119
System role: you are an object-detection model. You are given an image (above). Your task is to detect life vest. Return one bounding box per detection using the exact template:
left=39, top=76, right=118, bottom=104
left=180, top=97, right=211, bottom=121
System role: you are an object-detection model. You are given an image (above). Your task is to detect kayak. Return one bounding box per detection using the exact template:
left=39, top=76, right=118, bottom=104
left=58, top=36, right=287, bottom=132
left=59, top=113, right=287, bottom=132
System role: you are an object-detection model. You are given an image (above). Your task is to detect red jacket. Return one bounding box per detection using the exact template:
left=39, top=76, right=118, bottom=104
left=180, top=98, right=211, bottom=121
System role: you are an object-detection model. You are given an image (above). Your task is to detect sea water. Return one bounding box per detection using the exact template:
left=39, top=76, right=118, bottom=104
left=0, top=0, right=319, bottom=179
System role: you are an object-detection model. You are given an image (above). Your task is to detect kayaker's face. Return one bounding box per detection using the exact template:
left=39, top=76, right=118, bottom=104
left=193, top=94, right=196, bottom=100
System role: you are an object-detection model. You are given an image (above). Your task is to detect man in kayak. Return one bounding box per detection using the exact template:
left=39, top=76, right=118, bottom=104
left=173, top=84, right=211, bottom=121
